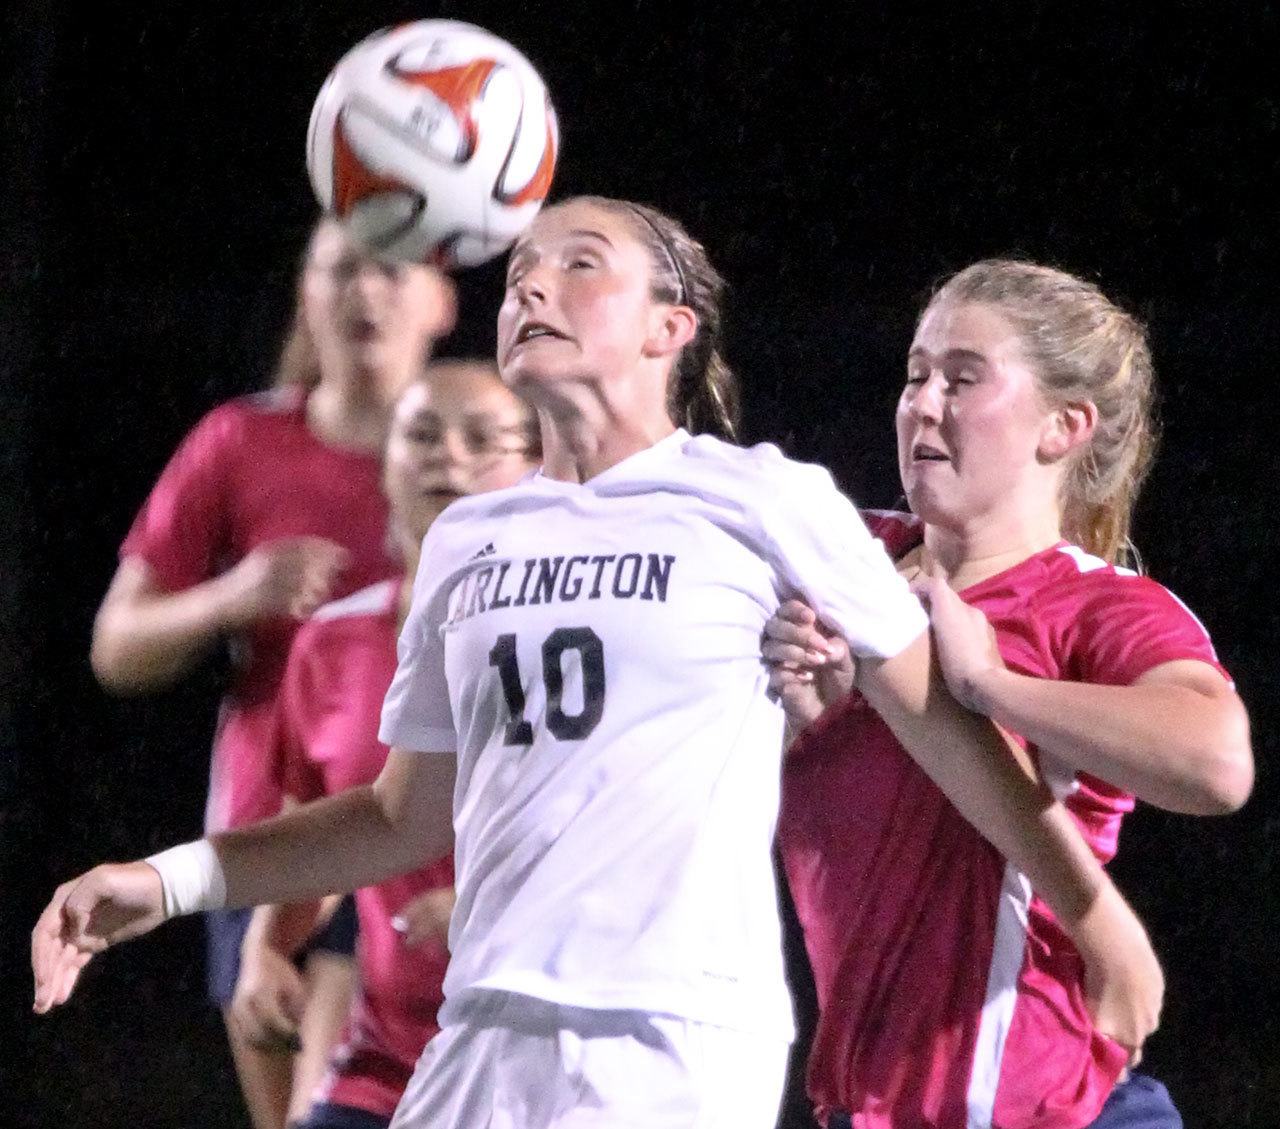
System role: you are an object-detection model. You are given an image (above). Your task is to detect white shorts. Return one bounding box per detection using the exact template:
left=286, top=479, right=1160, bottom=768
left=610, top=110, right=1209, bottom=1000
left=389, top=991, right=789, bottom=1129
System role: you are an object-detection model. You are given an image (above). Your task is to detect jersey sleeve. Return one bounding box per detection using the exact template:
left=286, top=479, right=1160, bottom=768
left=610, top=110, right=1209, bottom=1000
left=1065, top=575, right=1228, bottom=687
left=119, top=405, right=237, bottom=592
left=378, top=527, right=459, bottom=754
left=762, top=460, right=928, bottom=658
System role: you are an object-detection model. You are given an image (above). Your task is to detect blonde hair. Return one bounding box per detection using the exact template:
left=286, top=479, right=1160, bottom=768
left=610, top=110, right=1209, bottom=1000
left=565, top=196, right=740, bottom=440
left=926, top=259, right=1158, bottom=564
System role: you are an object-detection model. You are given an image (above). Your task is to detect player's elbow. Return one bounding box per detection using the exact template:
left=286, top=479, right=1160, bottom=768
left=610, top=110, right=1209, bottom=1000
left=89, top=621, right=152, bottom=696
left=1186, top=703, right=1254, bottom=815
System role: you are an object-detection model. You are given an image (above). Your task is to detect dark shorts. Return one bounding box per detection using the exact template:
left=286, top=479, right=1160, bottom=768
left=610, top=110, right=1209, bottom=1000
left=291, top=1101, right=391, bottom=1129
left=205, top=894, right=359, bottom=1005
left=1086, top=1073, right=1183, bottom=1129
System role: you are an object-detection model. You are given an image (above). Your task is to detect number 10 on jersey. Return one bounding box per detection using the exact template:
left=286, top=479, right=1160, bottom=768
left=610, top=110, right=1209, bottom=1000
left=488, top=628, right=606, bottom=744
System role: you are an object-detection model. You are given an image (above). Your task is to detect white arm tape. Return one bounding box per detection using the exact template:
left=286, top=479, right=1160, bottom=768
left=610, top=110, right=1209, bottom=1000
left=145, top=840, right=228, bottom=919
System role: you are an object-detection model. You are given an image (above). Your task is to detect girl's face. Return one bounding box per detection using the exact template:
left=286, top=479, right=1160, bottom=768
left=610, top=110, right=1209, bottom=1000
left=896, top=301, right=1062, bottom=531
left=496, top=201, right=666, bottom=402
left=384, top=364, right=536, bottom=543
left=302, top=220, right=456, bottom=404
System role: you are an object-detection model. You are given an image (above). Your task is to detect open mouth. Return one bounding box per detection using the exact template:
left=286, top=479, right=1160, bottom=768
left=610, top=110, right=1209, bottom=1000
left=513, top=320, right=569, bottom=348
left=912, top=443, right=949, bottom=463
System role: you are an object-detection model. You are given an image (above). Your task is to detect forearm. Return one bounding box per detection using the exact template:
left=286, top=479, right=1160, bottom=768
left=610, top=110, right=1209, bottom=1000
left=859, top=639, right=1107, bottom=929
left=971, top=667, right=1253, bottom=814
left=210, top=785, right=448, bottom=910
left=92, top=573, right=246, bottom=692
left=242, top=899, right=325, bottom=958
left=876, top=686, right=1105, bottom=924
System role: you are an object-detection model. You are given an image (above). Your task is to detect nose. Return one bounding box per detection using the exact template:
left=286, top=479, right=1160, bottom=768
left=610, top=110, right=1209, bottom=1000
left=514, top=263, right=550, bottom=307
left=907, top=372, right=946, bottom=424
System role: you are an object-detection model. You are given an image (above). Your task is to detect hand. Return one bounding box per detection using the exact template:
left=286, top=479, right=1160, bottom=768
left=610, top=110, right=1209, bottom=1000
left=761, top=600, right=855, bottom=731
left=1072, top=883, right=1165, bottom=1067
left=32, top=861, right=167, bottom=1014
left=392, top=887, right=456, bottom=948
left=911, top=575, right=1005, bottom=713
left=231, top=938, right=307, bottom=1053
left=221, top=537, right=349, bottom=626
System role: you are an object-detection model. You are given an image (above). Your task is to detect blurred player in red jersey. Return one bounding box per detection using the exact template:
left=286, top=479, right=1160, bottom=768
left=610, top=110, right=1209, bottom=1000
left=89, top=216, right=456, bottom=1129
left=230, top=362, right=539, bottom=1129
left=765, top=260, right=1254, bottom=1129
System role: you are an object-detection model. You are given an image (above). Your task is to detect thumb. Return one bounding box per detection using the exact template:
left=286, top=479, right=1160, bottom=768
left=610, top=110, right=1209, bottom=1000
left=62, top=888, right=109, bottom=954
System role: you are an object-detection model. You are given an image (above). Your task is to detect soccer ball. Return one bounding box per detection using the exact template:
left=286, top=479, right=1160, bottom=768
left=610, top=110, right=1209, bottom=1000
left=307, top=20, right=559, bottom=268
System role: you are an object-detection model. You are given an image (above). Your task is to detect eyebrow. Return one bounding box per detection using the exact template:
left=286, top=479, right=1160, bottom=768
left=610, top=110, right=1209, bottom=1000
left=907, top=347, right=991, bottom=365
left=510, top=228, right=614, bottom=261
left=566, top=228, right=614, bottom=247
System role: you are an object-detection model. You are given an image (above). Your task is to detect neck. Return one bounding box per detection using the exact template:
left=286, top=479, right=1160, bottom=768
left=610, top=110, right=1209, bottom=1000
left=918, top=507, right=1064, bottom=590
left=533, top=378, right=676, bottom=483
left=306, top=368, right=393, bottom=452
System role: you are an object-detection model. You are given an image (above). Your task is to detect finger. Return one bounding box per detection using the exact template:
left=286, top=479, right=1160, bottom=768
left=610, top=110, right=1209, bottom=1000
left=32, top=883, right=74, bottom=988
left=777, top=600, right=817, bottom=626
left=761, top=640, right=822, bottom=667
left=50, top=949, right=92, bottom=1008
left=768, top=669, right=814, bottom=695
left=763, top=616, right=823, bottom=648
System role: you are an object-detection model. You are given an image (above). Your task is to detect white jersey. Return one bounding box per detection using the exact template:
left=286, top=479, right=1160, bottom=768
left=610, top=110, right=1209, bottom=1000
left=379, top=430, right=926, bottom=1039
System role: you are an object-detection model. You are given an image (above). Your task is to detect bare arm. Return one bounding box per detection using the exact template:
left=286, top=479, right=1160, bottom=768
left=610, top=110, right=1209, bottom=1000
left=858, top=633, right=1112, bottom=926
left=920, top=575, right=1254, bottom=815
left=765, top=602, right=1163, bottom=1057
left=32, top=749, right=453, bottom=1012
left=91, top=541, right=348, bottom=694
left=214, top=749, right=454, bottom=908
left=961, top=662, right=1251, bottom=815
left=230, top=899, right=329, bottom=1051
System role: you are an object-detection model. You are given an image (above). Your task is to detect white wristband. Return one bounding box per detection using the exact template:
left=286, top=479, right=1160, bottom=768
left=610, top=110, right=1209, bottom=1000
left=145, top=840, right=228, bottom=919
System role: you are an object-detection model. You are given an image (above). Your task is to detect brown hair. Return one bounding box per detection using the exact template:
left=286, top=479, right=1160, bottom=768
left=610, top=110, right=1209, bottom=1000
left=566, top=196, right=740, bottom=441
left=270, top=218, right=334, bottom=391
left=926, top=259, right=1158, bottom=564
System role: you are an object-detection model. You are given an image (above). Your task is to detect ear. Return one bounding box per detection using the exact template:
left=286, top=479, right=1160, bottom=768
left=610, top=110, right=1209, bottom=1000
left=641, top=304, right=698, bottom=360
left=1039, top=400, right=1098, bottom=462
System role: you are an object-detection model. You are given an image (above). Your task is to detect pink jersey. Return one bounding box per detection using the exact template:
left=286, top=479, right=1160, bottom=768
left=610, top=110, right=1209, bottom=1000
left=119, top=387, right=397, bottom=831
left=778, top=512, right=1228, bottom=1129
left=276, top=579, right=453, bottom=1121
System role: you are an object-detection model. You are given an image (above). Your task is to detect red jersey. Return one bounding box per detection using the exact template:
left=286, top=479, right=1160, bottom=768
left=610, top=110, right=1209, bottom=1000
left=778, top=512, right=1228, bottom=1129
left=276, top=579, right=453, bottom=1120
left=119, top=388, right=397, bottom=831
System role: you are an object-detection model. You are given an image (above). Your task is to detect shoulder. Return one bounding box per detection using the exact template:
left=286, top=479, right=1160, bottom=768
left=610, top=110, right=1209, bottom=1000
left=1032, top=544, right=1221, bottom=673
left=670, top=434, right=850, bottom=516
left=184, top=388, right=305, bottom=454
left=1037, top=544, right=1189, bottom=617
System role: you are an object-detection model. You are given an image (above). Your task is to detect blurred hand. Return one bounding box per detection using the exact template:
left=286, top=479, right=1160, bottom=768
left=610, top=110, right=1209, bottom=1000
left=392, top=887, right=456, bottom=948
left=911, top=575, right=1005, bottom=713
left=1074, top=884, right=1164, bottom=1068
left=222, top=537, right=349, bottom=625
left=761, top=599, right=855, bottom=732
left=231, top=938, right=307, bottom=1053
left=32, top=861, right=167, bottom=1014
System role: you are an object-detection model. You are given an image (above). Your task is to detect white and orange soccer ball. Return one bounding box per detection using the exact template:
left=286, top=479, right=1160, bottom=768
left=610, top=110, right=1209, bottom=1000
left=307, top=20, right=559, bottom=267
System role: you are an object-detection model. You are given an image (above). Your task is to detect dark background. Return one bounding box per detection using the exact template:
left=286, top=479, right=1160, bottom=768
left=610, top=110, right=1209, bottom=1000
left=4, top=3, right=1277, bottom=1127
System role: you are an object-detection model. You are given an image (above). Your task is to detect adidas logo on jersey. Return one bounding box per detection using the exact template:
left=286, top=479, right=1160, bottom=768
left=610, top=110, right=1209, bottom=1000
left=470, top=542, right=497, bottom=561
